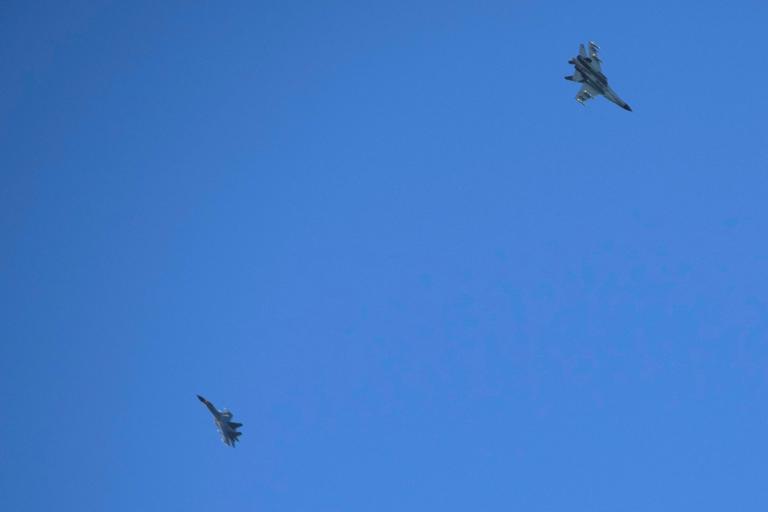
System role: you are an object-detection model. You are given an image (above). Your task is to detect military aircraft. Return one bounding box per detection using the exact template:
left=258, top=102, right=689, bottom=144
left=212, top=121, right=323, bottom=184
left=565, top=41, right=632, bottom=111
left=197, top=395, right=243, bottom=447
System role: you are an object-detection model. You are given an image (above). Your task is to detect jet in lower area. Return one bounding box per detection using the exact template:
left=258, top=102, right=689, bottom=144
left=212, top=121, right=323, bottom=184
left=197, top=395, right=243, bottom=447
left=565, top=41, right=632, bottom=111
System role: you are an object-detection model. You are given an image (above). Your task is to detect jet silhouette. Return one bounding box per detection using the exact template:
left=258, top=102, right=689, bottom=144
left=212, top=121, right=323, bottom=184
left=565, top=41, right=632, bottom=111
left=197, top=395, right=243, bottom=447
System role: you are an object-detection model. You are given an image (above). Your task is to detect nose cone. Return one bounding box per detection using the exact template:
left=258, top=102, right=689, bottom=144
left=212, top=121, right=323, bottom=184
left=197, top=394, right=206, bottom=402
left=622, top=103, right=632, bottom=111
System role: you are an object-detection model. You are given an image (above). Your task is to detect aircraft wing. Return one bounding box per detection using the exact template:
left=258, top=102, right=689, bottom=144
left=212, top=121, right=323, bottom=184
left=575, top=84, right=599, bottom=105
left=214, top=416, right=243, bottom=447
left=586, top=41, right=602, bottom=71
left=220, top=427, right=241, bottom=447
left=214, top=420, right=234, bottom=445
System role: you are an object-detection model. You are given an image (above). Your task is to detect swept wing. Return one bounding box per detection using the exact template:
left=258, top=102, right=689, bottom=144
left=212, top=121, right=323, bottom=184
left=585, top=41, right=602, bottom=71
left=575, top=84, right=599, bottom=105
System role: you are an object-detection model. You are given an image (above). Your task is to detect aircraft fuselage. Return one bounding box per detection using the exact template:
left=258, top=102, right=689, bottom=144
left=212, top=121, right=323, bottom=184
left=566, top=43, right=632, bottom=111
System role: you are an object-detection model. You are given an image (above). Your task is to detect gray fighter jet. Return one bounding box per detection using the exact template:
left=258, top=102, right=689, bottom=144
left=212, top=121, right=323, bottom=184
left=197, top=395, right=243, bottom=447
left=565, top=41, right=632, bottom=111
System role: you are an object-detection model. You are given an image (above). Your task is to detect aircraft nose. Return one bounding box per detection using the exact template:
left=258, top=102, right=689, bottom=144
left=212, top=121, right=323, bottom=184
left=623, top=104, right=632, bottom=111
left=197, top=395, right=206, bottom=402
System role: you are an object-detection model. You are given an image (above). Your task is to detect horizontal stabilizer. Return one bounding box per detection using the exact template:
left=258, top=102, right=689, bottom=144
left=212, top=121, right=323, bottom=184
left=229, top=422, right=243, bottom=429
left=565, top=68, right=584, bottom=83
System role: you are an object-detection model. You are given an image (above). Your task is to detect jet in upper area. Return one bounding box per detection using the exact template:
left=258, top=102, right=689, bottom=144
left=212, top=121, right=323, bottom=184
left=197, top=395, right=243, bottom=447
left=565, top=41, right=632, bottom=111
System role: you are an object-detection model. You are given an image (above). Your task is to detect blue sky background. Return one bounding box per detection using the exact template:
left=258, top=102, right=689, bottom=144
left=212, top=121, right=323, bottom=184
left=3, top=1, right=768, bottom=510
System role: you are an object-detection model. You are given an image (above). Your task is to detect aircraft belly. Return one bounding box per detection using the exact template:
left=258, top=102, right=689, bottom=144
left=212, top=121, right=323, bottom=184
left=574, top=65, right=601, bottom=90
left=582, top=78, right=604, bottom=96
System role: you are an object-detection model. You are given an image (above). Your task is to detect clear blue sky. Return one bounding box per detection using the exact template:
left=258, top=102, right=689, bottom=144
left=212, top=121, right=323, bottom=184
left=3, top=1, right=768, bottom=510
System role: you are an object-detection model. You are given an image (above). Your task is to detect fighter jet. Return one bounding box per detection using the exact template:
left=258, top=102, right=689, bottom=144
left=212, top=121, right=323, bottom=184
left=565, top=41, right=632, bottom=111
left=197, top=395, right=243, bottom=447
